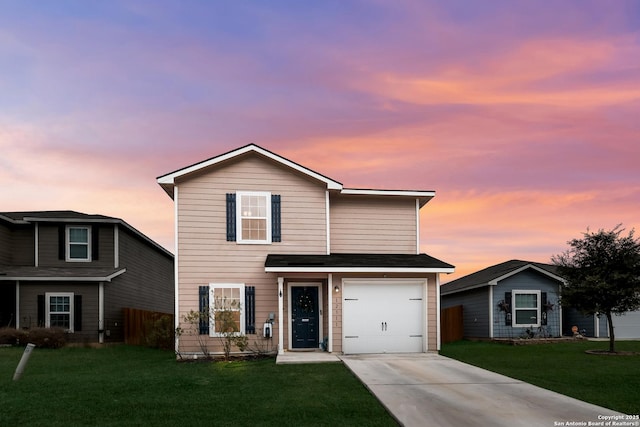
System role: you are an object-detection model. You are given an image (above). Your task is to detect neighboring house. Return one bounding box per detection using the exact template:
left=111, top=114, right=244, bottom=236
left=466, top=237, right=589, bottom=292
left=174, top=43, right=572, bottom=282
left=0, top=211, right=174, bottom=343
left=564, top=306, right=640, bottom=339
left=440, top=260, right=563, bottom=339
left=157, top=144, right=454, bottom=356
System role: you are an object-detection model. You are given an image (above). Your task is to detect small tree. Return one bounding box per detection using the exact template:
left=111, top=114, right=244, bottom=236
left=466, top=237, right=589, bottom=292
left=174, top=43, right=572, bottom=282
left=552, top=225, right=640, bottom=352
left=213, top=295, right=248, bottom=360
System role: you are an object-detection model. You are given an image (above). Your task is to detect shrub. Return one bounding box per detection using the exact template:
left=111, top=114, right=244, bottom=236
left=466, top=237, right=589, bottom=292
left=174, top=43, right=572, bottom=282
left=0, top=327, right=27, bottom=345
left=24, top=328, right=67, bottom=349
left=145, top=315, right=174, bottom=350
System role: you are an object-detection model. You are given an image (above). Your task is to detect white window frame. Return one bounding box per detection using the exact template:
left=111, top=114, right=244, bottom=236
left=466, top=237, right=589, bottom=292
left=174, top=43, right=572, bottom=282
left=236, top=191, right=272, bottom=244
left=45, top=292, right=74, bottom=332
left=209, top=283, right=245, bottom=337
left=66, top=225, right=92, bottom=262
left=512, top=290, right=541, bottom=327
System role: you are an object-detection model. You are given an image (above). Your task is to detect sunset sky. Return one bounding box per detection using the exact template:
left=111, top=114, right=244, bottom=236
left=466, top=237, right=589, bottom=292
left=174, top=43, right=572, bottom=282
left=1, top=1, right=638, bottom=281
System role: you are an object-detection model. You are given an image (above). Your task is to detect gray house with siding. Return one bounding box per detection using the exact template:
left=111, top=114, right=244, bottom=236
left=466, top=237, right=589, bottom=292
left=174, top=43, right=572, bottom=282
left=441, top=260, right=564, bottom=339
left=0, top=211, right=174, bottom=343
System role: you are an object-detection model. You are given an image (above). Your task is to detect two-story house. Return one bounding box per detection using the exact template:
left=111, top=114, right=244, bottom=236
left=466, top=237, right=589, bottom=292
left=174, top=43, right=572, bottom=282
left=157, top=144, right=454, bottom=356
left=0, top=211, right=174, bottom=343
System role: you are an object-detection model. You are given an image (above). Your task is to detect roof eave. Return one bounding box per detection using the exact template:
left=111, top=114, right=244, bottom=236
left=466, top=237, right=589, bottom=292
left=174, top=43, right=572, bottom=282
left=0, top=268, right=127, bottom=282
left=265, top=266, right=455, bottom=274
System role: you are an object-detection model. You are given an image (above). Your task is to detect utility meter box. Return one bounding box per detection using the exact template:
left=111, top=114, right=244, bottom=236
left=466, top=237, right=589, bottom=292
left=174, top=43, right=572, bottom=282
left=263, top=322, right=272, bottom=338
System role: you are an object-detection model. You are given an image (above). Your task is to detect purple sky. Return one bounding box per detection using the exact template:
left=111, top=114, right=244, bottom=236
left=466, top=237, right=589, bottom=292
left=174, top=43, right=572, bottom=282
left=2, top=1, right=639, bottom=281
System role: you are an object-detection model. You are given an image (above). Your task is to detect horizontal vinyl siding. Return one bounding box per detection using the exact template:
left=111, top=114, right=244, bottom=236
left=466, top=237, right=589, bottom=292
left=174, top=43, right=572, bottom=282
left=176, top=155, right=327, bottom=354
left=38, top=224, right=114, bottom=268
left=0, top=223, right=12, bottom=264
left=330, top=195, right=416, bottom=254
left=494, top=270, right=562, bottom=338
left=442, top=287, right=490, bottom=338
left=104, top=228, right=174, bottom=342
left=19, top=282, right=99, bottom=342
left=11, top=227, right=35, bottom=266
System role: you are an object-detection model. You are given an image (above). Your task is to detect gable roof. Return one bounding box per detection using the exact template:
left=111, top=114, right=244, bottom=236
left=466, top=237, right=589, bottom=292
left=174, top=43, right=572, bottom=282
left=440, top=259, right=564, bottom=295
left=265, top=253, right=455, bottom=273
left=156, top=144, right=435, bottom=206
left=0, top=211, right=173, bottom=259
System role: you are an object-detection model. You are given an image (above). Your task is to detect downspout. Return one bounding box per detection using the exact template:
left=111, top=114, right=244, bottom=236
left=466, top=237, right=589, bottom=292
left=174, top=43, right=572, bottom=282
left=325, top=191, right=330, bottom=255
left=489, top=286, right=494, bottom=338
left=278, top=277, right=284, bottom=355
left=34, top=223, right=39, bottom=267
left=436, top=275, right=441, bottom=351
left=328, top=274, right=333, bottom=353
left=174, top=186, right=180, bottom=354
left=99, top=282, right=104, bottom=344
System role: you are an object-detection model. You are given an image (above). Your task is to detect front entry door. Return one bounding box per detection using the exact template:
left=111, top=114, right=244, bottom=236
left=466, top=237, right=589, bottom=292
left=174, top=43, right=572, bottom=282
left=291, top=286, right=319, bottom=349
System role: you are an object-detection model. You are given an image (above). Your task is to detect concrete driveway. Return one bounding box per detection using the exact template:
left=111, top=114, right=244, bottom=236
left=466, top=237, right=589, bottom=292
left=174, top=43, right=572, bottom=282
left=340, top=354, right=623, bottom=427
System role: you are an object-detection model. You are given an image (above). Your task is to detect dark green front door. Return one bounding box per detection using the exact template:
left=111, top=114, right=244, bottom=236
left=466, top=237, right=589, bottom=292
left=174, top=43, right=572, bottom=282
left=291, top=286, right=319, bottom=349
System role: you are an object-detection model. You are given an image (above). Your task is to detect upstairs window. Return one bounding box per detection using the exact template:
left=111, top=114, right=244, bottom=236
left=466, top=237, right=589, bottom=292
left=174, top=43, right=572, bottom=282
left=226, top=192, right=281, bottom=243
left=67, top=226, right=91, bottom=262
left=512, top=290, right=540, bottom=327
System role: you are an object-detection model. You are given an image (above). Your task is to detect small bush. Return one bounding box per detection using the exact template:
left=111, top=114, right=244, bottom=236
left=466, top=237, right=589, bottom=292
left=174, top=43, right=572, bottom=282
left=24, top=328, right=67, bottom=349
left=145, top=315, right=174, bottom=350
left=0, top=327, right=27, bottom=345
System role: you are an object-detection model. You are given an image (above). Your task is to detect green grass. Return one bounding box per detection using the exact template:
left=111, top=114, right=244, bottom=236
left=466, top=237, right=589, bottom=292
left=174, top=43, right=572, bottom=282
left=441, top=340, right=640, bottom=414
left=0, top=346, right=396, bottom=426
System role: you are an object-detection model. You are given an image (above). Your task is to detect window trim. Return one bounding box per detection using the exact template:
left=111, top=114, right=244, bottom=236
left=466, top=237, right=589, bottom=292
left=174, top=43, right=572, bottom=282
left=512, top=290, right=541, bottom=327
left=209, top=283, right=245, bottom=337
left=235, top=191, right=272, bottom=244
left=45, top=292, right=74, bottom=332
left=66, top=225, right=92, bottom=262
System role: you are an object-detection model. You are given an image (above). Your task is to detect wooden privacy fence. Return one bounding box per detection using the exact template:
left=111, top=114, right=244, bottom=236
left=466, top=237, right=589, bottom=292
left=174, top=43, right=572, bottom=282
left=441, top=305, right=464, bottom=344
left=123, top=308, right=174, bottom=348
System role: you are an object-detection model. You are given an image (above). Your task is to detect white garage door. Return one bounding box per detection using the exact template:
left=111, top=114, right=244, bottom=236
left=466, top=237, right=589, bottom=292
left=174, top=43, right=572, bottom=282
left=615, top=310, right=640, bottom=339
left=343, top=280, right=425, bottom=354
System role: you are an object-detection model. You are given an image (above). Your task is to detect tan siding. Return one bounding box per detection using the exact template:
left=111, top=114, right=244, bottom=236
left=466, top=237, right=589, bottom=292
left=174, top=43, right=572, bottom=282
left=176, top=154, right=329, bottom=354
left=330, top=195, right=416, bottom=254
left=426, top=273, right=437, bottom=351
left=18, top=282, right=99, bottom=343
left=104, top=227, right=174, bottom=341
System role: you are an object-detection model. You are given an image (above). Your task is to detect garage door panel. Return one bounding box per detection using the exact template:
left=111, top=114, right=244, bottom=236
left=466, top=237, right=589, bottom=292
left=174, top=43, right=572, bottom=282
left=615, top=310, right=640, bottom=339
left=343, top=281, right=425, bottom=354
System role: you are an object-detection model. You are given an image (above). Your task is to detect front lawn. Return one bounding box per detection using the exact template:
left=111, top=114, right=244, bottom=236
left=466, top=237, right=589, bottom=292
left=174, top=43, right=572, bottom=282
left=441, top=340, right=640, bottom=414
left=0, top=346, right=396, bottom=426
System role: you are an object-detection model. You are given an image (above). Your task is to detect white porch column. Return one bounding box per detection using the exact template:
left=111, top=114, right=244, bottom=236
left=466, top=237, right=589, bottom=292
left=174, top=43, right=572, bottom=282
left=277, top=277, right=284, bottom=355
left=15, top=281, right=20, bottom=329
left=328, top=274, right=333, bottom=353
left=99, top=282, right=105, bottom=344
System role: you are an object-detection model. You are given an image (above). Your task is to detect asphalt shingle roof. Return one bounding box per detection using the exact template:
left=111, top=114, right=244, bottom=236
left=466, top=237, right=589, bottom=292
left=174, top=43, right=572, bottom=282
left=265, top=253, right=454, bottom=270
left=440, top=259, right=560, bottom=295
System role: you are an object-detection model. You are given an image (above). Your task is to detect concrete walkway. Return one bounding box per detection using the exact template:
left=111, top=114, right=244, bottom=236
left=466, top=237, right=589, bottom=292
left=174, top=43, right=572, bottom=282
left=340, top=354, right=624, bottom=427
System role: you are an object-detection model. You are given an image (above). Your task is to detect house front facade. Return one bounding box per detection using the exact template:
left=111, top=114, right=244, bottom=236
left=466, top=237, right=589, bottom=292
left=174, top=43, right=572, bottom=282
left=441, top=260, right=563, bottom=339
left=157, top=144, right=454, bottom=356
left=0, top=211, right=174, bottom=343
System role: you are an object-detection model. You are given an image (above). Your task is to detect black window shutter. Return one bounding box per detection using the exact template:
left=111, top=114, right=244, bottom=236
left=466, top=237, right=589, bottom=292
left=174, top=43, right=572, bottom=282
left=198, top=286, right=209, bottom=335
left=74, top=295, right=82, bottom=331
left=91, top=226, right=99, bottom=260
left=271, top=194, right=281, bottom=242
left=505, top=292, right=512, bottom=326
left=541, top=292, right=548, bottom=326
left=58, top=226, right=65, bottom=260
left=226, top=193, right=236, bottom=241
left=37, top=295, right=45, bottom=327
left=245, top=286, right=256, bottom=334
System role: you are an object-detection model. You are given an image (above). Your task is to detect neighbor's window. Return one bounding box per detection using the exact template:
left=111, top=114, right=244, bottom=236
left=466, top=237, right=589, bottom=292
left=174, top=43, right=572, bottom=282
left=46, top=292, right=74, bottom=332
left=210, top=284, right=245, bottom=336
left=67, top=226, right=91, bottom=261
left=512, top=290, right=540, bottom=327
left=236, top=191, right=271, bottom=244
